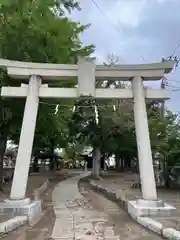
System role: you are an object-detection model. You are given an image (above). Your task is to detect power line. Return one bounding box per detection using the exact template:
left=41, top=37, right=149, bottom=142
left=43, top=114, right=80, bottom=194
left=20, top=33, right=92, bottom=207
left=167, top=79, right=180, bottom=83
left=90, top=0, right=122, bottom=35
left=91, top=0, right=180, bottom=67
left=171, top=42, right=180, bottom=57
left=161, top=76, right=180, bottom=91
left=167, top=84, right=180, bottom=88
left=90, top=0, right=147, bottom=62
left=166, top=86, right=180, bottom=92
left=171, top=89, right=180, bottom=92
left=160, top=78, right=165, bottom=117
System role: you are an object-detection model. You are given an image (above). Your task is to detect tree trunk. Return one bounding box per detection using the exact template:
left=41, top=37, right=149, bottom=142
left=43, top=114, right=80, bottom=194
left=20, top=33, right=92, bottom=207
left=0, top=134, right=7, bottom=188
left=32, top=157, right=39, bottom=172
left=72, top=152, right=76, bottom=168
left=100, top=153, right=105, bottom=169
left=92, top=148, right=101, bottom=179
left=92, top=149, right=95, bottom=174
left=120, top=158, right=125, bottom=172
left=124, top=157, right=132, bottom=171
left=115, top=154, right=121, bottom=172
left=49, top=146, right=55, bottom=171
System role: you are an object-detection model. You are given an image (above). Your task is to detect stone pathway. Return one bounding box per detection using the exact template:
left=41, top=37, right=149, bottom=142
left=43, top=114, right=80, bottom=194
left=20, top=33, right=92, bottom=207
left=51, top=171, right=123, bottom=239
left=51, top=171, right=163, bottom=240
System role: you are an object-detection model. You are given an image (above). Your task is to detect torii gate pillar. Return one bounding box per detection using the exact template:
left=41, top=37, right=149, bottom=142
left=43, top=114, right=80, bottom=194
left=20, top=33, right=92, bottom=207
left=10, top=76, right=41, bottom=201
left=132, top=77, right=157, bottom=201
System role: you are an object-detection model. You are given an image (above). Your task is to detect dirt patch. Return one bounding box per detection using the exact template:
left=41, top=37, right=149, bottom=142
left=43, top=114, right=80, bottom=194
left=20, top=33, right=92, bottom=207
left=26, top=175, right=48, bottom=199
left=94, top=172, right=180, bottom=232
left=0, top=171, right=65, bottom=226
left=25, top=180, right=58, bottom=239
left=99, top=172, right=180, bottom=207
left=96, top=172, right=141, bottom=200
left=0, top=214, right=12, bottom=223
left=79, top=180, right=163, bottom=240
left=0, top=170, right=64, bottom=200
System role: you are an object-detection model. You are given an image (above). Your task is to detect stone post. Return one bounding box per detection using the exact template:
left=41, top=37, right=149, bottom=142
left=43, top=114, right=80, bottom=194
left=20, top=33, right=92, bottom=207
left=84, top=161, right=88, bottom=172
left=10, top=75, right=41, bottom=200
left=131, top=76, right=157, bottom=201
left=104, top=161, right=107, bottom=171
left=92, top=148, right=100, bottom=178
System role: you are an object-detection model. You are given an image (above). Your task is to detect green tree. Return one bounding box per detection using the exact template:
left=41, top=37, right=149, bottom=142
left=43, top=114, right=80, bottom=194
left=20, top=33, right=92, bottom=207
left=0, top=0, right=94, bottom=184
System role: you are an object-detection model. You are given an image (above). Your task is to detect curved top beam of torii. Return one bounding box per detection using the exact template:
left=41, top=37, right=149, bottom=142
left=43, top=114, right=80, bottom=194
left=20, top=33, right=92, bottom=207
left=0, top=57, right=175, bottom=81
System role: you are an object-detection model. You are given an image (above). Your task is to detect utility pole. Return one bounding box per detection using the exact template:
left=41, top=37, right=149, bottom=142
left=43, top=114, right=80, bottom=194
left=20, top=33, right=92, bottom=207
left=160, top=78, right=165, bottom=118
left=160, top=55, right=179, bottom=117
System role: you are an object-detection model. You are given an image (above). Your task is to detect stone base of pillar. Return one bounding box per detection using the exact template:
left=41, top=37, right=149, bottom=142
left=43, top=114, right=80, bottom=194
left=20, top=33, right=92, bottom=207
left=136, top=199, right=164, bottom=207
left=4, top=198, right=31, bottom=205
left=0, top=198, right=42, bottom=225
left=127, top=199, right=176, bottom=218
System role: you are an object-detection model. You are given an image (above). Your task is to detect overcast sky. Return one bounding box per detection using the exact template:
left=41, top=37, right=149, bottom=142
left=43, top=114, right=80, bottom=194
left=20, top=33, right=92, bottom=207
left=68, top=0, right=180, bottom=113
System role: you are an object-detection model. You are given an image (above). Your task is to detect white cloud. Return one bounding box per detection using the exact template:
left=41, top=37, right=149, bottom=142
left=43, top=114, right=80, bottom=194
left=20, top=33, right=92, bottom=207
left=111, top=0, right=147, bottom=28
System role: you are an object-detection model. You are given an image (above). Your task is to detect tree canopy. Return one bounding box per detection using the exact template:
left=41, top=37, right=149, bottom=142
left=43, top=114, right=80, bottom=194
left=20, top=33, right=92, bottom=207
left=0, top=0, right=94, bottom=167
left=68, top=78, right=180, bottom=173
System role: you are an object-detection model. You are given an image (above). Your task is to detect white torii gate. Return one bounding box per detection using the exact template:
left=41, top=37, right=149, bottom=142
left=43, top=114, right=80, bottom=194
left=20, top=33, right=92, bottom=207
left=0, top=58, right=175, bottom=215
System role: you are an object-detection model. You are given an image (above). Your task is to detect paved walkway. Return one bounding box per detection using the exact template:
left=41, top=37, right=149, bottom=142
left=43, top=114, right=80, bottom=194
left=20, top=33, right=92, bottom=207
left=51, top=171, right=122, bottom=239
left=51, top=171, right=164, bottom=240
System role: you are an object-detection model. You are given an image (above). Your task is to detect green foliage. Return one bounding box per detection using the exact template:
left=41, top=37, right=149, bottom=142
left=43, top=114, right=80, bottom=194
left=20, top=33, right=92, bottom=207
left=0, top=0, right=94, bottom=155
left=68, top=81, right=180, bottom=170
left=68, top=81, right=137, bottom=159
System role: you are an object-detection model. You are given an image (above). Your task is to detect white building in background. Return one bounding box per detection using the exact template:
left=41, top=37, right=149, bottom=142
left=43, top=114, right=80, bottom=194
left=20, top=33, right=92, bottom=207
left=108, top=155, right=115, bottom=167
left=4, top=141, right=17, bottom=168
left=7, top=140, right=17, bottom=150
left=81, top=146, right=93, bottom=157
left=54, top=148, right=63, bottom=155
